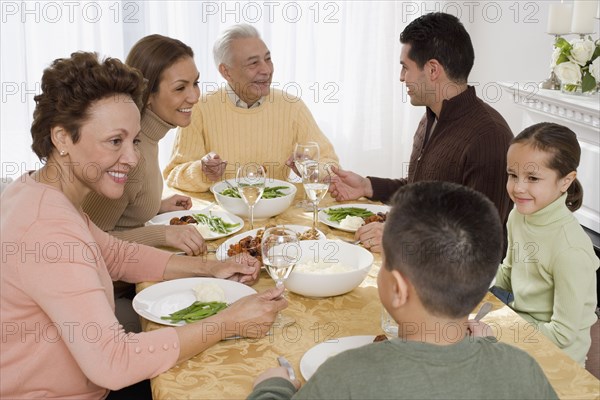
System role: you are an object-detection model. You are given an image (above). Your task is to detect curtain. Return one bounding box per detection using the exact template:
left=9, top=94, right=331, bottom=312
left=0, top=0, right=427, bottom=182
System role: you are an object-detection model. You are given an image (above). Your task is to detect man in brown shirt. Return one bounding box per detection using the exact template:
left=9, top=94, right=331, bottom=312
left=329, top=12, right=513, bottom=252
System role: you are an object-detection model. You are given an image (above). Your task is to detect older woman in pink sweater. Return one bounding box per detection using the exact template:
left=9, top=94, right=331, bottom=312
left=0, top=52, right=286, bottom=399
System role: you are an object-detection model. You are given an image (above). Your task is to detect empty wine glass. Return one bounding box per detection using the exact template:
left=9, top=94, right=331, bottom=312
left=293, top=142, right=320, bottom=208
left=261, top=226, right=301, bottom=325
left=236, top=164, right=266, bottom=229
left=302, top=162, right=330, bottom=230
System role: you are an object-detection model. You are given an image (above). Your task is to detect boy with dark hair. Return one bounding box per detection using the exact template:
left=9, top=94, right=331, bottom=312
left=248, top=181, right=557, bottom=400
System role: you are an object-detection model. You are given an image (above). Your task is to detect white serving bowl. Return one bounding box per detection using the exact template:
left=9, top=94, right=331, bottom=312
left=211, top=179, right=297, bottom=220
left=285, top=240, right=374, bottom=298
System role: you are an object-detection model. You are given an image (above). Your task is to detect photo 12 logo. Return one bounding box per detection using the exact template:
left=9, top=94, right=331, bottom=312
left=199, top=1, right=340, bottom=24
left=1, top=1, right=140, bottom=24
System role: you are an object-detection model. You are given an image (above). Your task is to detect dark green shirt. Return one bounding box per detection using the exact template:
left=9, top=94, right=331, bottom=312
left=248, top=337, right=558, bottom=400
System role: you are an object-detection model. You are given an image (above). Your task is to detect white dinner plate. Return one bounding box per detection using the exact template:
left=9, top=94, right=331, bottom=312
left=146, top=209, right=244, bottom=240
left=300, top=335, right=375, bottom=380
left=318, top=204, right=391, bottom=232
left=132, top=277, right=256, bottom=327
left=215, top=225, right=325, bottom=261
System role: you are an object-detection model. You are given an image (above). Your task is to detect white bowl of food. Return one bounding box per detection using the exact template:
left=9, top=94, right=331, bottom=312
left=211, top=179, right=297, bottom=220
left=284, top=240, right=374, bottom=298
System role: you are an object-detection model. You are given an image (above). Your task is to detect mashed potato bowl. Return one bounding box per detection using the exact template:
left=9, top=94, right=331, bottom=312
left=211, top=179, right=297, bottom=220
left=285, top=240, right=374, bottom=297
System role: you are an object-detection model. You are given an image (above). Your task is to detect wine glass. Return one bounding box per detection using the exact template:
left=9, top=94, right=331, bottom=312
left=261, top=226, right=301, bottom=325
left=293, top=142, right=320, bottom=208
left=293, top=142, right=320, bottom=178
left=302, top=162, right=330, bottom=230
left=236, top=164, right=266, bottom=229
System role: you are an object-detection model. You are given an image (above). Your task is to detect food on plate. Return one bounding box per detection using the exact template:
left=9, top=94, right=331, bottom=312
left=227, top=226, right=320, bottom=262
left=170, top=215, right=197, bottom=225
left=193, top=282, right=226, bottom=303
left=161, top=301, right=227, bottom=324
left=169, top=213, right=240, bottom=235
left=220, top=185, right=290, bottom=199
left=363, top=212, right=388, bottom=224
left=339, top=216, right=365, bottom=230
left=161, top=282, right=230, bottom=324
left=294, top=259, right=353, bottom=274
left=373, top=334, right=389, bottom=342
left=325, top=207, right=388, bottom=229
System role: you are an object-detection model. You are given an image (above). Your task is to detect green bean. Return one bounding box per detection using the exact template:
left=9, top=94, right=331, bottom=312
left=219, top=185, right=289, bottom=199
left=192, top=213, right=240, bottom=234
left=324, top=207, right=374, bottom=222
left=161, top=301, right=227, bottom=323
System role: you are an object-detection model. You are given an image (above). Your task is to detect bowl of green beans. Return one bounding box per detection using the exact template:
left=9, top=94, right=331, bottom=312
left=211, top=179, right=297, bottom=220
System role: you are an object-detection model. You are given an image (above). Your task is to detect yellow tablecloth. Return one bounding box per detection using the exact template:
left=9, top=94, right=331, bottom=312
left=140, top=185, right=599, bottom=400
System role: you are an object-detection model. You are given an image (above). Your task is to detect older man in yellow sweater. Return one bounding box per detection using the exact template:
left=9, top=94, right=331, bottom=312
left=163, top=24, right=338, bottom=193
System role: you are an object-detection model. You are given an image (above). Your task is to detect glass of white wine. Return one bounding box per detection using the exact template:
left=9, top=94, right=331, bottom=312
left=293, top=142, right=320, bottom=208
left=293, top=142, right=320, bottom=178
left=302, top=162, right=330, bottom=230
left=261, top=226, right=301, bottom=325
left=236, top=164, right=266, bottom=229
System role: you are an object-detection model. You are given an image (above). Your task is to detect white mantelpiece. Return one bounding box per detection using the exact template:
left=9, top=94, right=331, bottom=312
left=500, top=82, right=600, bottom=234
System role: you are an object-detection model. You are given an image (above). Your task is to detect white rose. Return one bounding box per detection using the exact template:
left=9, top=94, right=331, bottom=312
left=550, top=46, right=562, bottom=68
left=568, top=39, right=595, bottom=66
left=590, top=57, right=600, bottom=83
left=554, top=61, right=582, bottom=85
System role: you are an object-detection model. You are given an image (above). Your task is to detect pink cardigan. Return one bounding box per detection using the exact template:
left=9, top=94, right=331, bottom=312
left=1, top=174, right=179, bottom=399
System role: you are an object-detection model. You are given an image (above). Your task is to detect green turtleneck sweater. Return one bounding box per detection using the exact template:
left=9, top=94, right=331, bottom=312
left=495, top=193, right=599, bottom=365
left=81, top=109, right=175, bottom=247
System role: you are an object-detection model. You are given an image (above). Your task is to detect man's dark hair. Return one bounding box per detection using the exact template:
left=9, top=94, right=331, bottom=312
left=400, top=12, right=474, bottom=83
left=382, top=181, right=502, bottom=318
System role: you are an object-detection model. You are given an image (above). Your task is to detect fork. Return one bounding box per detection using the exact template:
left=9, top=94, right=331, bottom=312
left=277, top=356, right=296, bottom=381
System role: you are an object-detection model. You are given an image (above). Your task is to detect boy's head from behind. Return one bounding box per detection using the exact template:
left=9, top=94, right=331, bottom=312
left=379, top=181, right=503, bottom=319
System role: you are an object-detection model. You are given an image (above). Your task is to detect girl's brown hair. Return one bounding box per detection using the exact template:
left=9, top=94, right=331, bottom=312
left=30, top=52, right=145, bottom=162
left=512, top=122, right=583, bottom=212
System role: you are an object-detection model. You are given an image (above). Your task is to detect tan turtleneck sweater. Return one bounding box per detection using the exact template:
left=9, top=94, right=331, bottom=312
left=81, top=109, right=175, bottom=246
left=163, top=87, right=339, bottom=193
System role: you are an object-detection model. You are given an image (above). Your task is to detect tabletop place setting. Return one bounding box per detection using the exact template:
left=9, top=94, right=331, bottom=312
left=132, top=143, right=598, bottom=400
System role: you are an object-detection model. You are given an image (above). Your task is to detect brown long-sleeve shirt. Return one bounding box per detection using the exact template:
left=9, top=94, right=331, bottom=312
left=369, top=86, right=513, bottom=224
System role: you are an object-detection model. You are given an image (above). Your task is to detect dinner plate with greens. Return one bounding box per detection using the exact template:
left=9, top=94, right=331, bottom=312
left=318, top=204, right=391, bottom=233
left=147, top=209, right=244, bottom=240
left=132, top=277, right=256, bottom=327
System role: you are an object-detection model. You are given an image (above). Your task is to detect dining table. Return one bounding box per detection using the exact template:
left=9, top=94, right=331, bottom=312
left=138, top=184, right=600, bottom=400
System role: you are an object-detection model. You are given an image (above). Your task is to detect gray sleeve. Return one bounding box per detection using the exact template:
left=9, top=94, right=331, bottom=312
left=247, top=378, right=297, bottom=400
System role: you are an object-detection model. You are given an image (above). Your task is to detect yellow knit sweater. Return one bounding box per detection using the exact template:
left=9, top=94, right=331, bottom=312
left=81, top=109, right=174, bottom=246
left=163, top=87, right=338, bottom=192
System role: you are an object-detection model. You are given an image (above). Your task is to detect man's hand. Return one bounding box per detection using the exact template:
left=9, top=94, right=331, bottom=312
left=201, top=152, right=227, bottom=182
left=328, top=166, right=373, bottom=201
left=253, top=366, right=302, bottom=390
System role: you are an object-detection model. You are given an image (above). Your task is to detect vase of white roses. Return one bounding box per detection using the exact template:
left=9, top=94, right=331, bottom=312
left=552, top=36, right=600, bottom=95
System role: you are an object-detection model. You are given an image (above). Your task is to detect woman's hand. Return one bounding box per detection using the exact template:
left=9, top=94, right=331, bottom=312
left=355, top=222, right=384, bottom=253
left=160, top=194, right=192, bottom=213
left=220, top=286, right=288, bottom=338
left=165, top=225, right=207, bottom=255
left=213, top=253, right=261, bottom=286
left=201, top=152, right=227, bottom=182
left=174, top=286, right=287, bottom=363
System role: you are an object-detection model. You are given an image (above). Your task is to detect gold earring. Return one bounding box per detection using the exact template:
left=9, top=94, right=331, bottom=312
left=59, top=150, right=67, bottom=156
